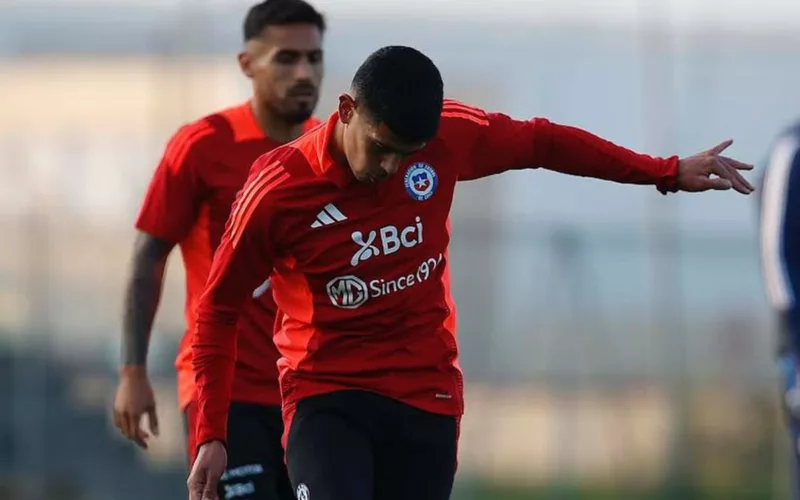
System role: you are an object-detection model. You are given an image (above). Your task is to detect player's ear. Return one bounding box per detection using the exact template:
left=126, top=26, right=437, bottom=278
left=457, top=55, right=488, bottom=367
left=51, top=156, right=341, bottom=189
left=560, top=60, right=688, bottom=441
left=238, top=51, right=254, bottom=78
left=338, top=93, right=356, bottom=125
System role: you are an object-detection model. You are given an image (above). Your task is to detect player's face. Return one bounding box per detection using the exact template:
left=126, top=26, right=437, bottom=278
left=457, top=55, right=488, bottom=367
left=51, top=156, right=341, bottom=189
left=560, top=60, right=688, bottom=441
left=338, top=94, right=426, bottom=183
left=239, top=24, right=324, bottom=124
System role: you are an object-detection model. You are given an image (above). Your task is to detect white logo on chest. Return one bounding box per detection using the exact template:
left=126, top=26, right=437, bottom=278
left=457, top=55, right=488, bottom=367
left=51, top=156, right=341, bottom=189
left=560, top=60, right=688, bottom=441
left=350, top=216, right=424, bottom=266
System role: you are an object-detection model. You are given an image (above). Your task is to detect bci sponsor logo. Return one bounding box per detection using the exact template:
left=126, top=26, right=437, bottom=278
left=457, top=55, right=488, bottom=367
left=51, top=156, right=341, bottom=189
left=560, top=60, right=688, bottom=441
left=350, top=217, right=424, bottom=266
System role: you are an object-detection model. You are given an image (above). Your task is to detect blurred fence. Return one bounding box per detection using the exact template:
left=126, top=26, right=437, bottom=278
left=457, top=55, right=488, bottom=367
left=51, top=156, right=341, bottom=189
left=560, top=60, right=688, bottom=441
left=2, top=1, right=800, bottom=499
left=0, top=209, right=782, bottom=499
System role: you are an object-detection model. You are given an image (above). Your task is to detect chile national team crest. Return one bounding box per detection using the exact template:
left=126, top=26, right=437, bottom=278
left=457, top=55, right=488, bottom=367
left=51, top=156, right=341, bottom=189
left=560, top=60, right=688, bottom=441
left=404, top=162, right=438, bottom=201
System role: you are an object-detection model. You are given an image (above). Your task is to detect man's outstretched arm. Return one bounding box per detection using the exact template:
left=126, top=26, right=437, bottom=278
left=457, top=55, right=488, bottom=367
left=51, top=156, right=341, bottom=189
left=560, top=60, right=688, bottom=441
left=449, top=100, right=753, bottom=194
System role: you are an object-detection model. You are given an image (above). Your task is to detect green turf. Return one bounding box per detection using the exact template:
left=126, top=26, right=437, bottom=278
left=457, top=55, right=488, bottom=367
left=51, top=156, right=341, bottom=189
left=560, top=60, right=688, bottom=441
left=452, top=481, right=778, bottom=500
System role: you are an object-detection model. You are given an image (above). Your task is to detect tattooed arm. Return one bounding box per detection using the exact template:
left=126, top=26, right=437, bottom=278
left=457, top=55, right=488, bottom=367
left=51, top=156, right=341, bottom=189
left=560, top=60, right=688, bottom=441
left=113, top=232, right=174, bottom=448
left=122, top=232, right=175, bottom=366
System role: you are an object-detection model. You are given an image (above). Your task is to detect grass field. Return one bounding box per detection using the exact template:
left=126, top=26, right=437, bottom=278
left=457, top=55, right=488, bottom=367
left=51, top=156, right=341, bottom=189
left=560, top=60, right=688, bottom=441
left=455, top=481, right=778, bottom=500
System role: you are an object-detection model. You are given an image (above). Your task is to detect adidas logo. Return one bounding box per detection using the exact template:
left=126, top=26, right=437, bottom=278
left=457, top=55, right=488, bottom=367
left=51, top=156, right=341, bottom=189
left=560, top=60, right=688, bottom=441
left=310, top=203, right=347, bottom=228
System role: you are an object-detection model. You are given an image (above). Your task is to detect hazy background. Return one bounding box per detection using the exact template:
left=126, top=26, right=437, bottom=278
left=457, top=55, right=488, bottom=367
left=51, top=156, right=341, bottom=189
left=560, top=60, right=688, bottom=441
left=2, top=0, right=800, bottom=498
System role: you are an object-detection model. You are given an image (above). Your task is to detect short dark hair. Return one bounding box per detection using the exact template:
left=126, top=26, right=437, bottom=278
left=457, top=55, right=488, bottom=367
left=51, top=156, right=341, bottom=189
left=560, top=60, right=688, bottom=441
left=243, top=0, right=326, bottom=42
left=351, top=46, right=444, bottom=143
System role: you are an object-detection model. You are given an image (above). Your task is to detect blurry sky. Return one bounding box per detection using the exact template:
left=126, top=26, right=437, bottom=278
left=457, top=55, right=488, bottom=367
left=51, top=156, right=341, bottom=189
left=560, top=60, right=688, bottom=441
left=3, top=0, right=799, bottom=235
left=23, top=0, right=800, bottom=30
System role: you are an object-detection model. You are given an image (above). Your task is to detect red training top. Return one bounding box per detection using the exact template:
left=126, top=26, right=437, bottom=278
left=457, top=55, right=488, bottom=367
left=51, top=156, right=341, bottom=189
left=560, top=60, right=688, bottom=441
left=191, top=100, right=679, bottom=447
left=135, top=101, right=319, bottom=409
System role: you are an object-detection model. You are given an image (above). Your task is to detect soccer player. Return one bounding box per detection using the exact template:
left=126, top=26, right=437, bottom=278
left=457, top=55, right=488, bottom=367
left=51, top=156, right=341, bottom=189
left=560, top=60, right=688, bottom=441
left=759, top=120, right=800, bottom=498
left=187, top=45, right=754, bottom=500
left=111, top=1, right=325, bottom=499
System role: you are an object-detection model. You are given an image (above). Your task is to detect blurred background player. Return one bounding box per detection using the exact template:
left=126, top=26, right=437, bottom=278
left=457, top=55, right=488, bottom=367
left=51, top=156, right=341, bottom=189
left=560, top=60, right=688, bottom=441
left=111, top=0, right=325, bottom=498
left=759, top=120, right=800, bottom=499
left=187, top=45, right=754, bottom=500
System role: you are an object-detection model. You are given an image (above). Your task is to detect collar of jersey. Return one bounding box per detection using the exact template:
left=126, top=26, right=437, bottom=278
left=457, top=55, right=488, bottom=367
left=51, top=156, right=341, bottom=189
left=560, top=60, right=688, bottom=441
left=226, top=100, right=266, bottom=142
left=312, top=111, right=355, bottom=188
left=229, top=100, right=318, bottom=144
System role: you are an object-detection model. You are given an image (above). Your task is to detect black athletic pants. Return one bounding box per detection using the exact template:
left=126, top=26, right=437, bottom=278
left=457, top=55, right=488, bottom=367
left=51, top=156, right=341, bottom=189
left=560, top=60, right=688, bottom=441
left=286, top=390, right=458, bottom=500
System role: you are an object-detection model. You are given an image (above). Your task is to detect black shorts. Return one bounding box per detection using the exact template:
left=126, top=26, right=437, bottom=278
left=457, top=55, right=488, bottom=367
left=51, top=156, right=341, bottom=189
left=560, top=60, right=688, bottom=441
left=286, top=390, right=458, bottom=500
left=184, top=401, right=293, bottom=500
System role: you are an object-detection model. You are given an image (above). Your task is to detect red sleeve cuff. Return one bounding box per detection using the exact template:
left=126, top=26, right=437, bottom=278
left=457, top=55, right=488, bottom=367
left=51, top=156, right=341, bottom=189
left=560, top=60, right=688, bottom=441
left=656, top=155, right=680, bottom=195
left=194, top=413, right=228, bottom=452
left=195, top=434, right=227, bottom=451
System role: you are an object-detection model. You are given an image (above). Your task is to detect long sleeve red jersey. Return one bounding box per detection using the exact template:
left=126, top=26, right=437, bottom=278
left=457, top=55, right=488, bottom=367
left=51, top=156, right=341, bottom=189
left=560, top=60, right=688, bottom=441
left=191, top=100, right=679, bottom=448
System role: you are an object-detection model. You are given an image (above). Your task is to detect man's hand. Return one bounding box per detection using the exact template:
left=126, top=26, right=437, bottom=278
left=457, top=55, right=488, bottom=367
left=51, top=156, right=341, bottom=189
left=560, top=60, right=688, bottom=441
left=676, top=139, right=755, bottom=194
left=112, top=365, right=159, bottom=449
left=188, top=441, right=227, bottom=500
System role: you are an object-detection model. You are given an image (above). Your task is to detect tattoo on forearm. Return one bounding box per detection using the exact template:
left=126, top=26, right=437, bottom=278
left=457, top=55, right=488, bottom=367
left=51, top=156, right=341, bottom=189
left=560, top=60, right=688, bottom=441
left=121, top=234, right=173, bottom=366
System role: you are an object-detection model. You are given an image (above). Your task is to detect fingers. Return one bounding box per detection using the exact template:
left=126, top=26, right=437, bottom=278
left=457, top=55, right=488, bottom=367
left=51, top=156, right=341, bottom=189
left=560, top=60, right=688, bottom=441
left=719, top=155, right=754, bottom=171
left=203, top=479, right=220, bottom=500
left=723, top=162, right=755, bottom=193
left=127, top=413, right=149, bottom=449
left=188, top=474, right=205, bottom=500
left=112, top=409, right=125, bottom=435
left=704, top=141, right=755, bottom=193
left=115, top=409, right=149, bottom=448
left=112, top=409, right=140, bottom=446
left=187, top=469, right=219, bottom=500
left=146, top=406, right=160, bottom=437
left=680, top=142, right=754, bottom=195
left=119, top=411, right=136, bottom=440
left=134, top=428, right=150, bottom=449
left=706, top=177, right=733, bottom=191
left=713, top=159, right=755, bottom=194
left=706, top=139, right=733, bottom=156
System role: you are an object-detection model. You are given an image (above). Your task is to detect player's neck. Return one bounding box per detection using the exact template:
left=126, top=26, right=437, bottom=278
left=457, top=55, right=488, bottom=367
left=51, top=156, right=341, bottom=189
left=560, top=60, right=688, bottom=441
left=329, top=120, right=349, bottom=169
left=250, top=101, right=304, bottom=144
